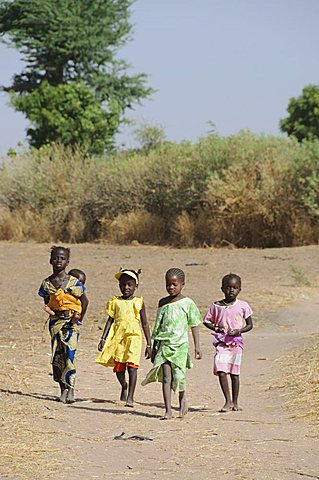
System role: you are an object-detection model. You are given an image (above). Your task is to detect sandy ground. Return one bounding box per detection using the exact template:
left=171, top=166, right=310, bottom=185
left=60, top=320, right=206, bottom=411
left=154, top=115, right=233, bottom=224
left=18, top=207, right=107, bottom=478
left=1, top=242, right=319, bottom=479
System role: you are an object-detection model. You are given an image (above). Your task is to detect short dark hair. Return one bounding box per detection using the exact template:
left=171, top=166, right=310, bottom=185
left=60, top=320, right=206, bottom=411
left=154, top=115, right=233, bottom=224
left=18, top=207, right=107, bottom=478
left=222, top=273, right=241, bottom=287
left=68, top=268, right=85, bottom=282
left=165, top=268, right=185, bottom=283
left=50, top=245, right=70, bottom=260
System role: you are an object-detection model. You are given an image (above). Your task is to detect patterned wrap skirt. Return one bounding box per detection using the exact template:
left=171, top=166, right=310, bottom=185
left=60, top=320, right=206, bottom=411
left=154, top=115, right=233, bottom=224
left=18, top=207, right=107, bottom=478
left=49, top=312, right=80, bottom=388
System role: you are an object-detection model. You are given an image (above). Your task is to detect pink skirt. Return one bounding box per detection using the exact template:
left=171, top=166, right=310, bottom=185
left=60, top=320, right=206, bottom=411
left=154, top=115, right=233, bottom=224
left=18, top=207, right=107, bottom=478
left=214, top=343, right=242, bottom=376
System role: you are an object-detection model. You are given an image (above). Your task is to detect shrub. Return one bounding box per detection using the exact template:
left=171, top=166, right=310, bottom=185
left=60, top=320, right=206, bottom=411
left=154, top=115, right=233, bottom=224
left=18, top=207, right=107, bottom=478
left=0, top=133, right=317, bottom=247
left=100, top=210, right=165, bottom=244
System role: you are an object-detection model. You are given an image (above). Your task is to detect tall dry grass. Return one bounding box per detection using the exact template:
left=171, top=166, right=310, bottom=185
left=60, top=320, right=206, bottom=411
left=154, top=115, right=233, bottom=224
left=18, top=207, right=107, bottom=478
left=0, top=133, right=318, bottom=246
left=277, top=340, right=319, bottom=429
left=195, top=154, right=317, bottom=247
left=100, top=210, right=165, bottom=244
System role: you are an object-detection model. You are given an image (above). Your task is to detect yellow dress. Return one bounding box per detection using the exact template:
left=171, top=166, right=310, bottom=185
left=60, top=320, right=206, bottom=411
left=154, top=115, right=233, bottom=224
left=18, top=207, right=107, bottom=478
left=96, top=296, right=143, bottom=368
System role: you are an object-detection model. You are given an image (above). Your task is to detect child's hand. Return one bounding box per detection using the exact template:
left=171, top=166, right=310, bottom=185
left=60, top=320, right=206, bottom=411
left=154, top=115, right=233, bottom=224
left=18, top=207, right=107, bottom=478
left=214, top=325, right=224, bottom=333
left=43, top=305, right=55, bottom=316
left=228, top=329, right=241, bottom=337
left=151, top=347, right=157, bottom=364
left=195, top=348, right=202, bottom=360
left=98, top=338, right=105, bottom=351
left=145, top=346, right=152, bottom=359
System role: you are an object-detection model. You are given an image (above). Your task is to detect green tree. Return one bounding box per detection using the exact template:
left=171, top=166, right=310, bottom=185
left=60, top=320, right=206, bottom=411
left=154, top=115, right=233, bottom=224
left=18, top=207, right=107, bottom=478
left=280, top=85, right=319, bottom=142
left=134, top=121, right=166, bottom=152
left=0, top=0, right=152, bottom=154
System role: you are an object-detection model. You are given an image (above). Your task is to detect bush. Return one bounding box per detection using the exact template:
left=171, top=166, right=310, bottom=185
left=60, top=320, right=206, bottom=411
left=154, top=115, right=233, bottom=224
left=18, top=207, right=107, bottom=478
left=100, top=210, right=165, bottom=244
left=0, top=133, right=318, bottom=247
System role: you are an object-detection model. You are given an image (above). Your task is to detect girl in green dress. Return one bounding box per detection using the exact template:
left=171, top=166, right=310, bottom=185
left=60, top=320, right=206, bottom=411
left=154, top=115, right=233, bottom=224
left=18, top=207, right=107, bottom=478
left=142, top=268, right=202, bottom=419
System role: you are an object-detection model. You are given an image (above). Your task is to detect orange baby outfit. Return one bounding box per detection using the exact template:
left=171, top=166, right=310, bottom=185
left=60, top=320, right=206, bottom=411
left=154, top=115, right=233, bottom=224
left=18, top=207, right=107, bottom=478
left=48, top=288, right=82, bottom=313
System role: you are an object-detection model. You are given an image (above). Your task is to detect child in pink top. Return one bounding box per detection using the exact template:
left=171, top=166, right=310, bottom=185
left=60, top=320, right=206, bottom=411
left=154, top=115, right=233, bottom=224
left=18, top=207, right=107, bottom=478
left=203, top=273, right=253, bottom=412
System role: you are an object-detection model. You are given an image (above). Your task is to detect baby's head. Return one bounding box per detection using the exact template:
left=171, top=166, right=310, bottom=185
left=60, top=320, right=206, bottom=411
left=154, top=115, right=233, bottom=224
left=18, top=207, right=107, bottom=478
left=69, top=268, right=86, bottom=285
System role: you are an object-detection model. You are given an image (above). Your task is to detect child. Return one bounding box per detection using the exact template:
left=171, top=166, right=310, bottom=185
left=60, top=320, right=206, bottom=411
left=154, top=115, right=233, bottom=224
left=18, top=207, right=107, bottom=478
left=38, top=246, right=88, bottom=403
left=142, top=268, right=202, bottom=420
left=96, top=268, right=152, bottom=407
left=43, top=268, right=86, bottom=322
left=67, top=269, right=86, bottom=322
left=203, top=273, right=253, bottom=412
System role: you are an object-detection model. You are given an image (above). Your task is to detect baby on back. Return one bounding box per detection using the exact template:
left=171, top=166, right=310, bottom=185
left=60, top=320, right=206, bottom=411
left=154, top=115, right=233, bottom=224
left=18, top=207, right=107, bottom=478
left=43, top=268, right=86, bottom=322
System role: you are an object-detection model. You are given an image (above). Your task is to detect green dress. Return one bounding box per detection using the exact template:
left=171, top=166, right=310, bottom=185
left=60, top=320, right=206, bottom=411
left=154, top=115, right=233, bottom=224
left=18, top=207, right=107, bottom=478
left=142, top=297, right=202, bottom=393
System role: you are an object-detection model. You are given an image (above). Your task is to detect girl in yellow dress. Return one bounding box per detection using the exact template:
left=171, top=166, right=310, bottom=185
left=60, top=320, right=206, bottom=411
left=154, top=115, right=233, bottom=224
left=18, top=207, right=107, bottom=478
left=96, top=268, right=152, bottom=407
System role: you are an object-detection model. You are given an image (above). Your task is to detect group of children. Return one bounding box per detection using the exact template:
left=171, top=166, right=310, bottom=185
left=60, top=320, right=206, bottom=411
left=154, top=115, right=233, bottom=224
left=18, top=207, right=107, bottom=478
left=39, top=246, right=253, bottom=417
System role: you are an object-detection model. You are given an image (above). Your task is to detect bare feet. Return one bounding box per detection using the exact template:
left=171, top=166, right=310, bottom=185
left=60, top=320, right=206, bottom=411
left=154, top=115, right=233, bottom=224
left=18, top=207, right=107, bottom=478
left=219, top=401, right=233, bottom=412
left=120, top=383, right=128, bottom=402
left=125, top=398, right=134, bottom=408
left=160, top=411, right=172, bottom=420
left=179, top=396, right=188, bottom=418
left=60, top=389, right=68, bottom=404
left=232, top=404, right=242, bottom=411
left=67, top=388, right=75, bottom=404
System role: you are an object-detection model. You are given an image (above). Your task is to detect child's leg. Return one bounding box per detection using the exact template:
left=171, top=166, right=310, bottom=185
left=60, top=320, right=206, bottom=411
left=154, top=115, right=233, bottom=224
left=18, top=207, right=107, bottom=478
left=66, top=387, right=75, bottom=403
left=178, top=390, right=188, bottom=418
left=126, top=367, right=137, bottom=407
left=59, top=381, right=65, bottom=394
left=218, top=371, right=233, bottom=412
left=59, top=382, right=72, bottom=404
left=161, top=362, right=172, bottom=419
left=60, top=388, right=68, bottom=403
left=230, top=374, right=241, bottom=410
left=116, top=371, right=128, bottom=402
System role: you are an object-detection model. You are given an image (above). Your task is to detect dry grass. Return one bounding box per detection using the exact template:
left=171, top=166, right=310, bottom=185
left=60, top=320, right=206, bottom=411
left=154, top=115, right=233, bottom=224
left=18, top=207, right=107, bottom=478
left=200, top=159, right=318, bottom=248
left=0, top=135, right=318, bottom=246
left=276, top=339, right=319, bottom=429
left=0, top=207, right=52, bottom=242
left=0, top=206, right=24, bottom=240
left=0, top=392, right=64, bottom=479
left=0, top=327, right=67, bottom=479
left=171, top=211, right=195, bottom=247
left=101, top=210, right=166, bottom=244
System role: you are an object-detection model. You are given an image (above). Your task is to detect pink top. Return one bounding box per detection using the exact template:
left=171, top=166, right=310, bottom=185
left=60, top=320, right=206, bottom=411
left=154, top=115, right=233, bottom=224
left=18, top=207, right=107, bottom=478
left=203, top=299, right=253, bottom=349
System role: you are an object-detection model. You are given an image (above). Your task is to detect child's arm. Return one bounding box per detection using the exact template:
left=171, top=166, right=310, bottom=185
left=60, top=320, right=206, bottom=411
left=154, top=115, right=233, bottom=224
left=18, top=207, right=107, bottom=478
left=43, top=304, right=55, bottom=316
left=228, top=315, right=253, bottom=336
left=191, top=325, right=202, bottom=359
left=203, top=321, right=223, bottom=333
left=151, top=340, right=158, bottom=363
left=81, top=293, right=89, bottom=318
left=98, top=316, right=114, bottom=351
left=41, top=293, right=55, bottom=316
left=71, top=293, right=88, bottom=324
left=203, top=305, right=223, bottom=332
left=150, top=298, right=165, bottom=363
left=140, top=302, right=152, bottom=359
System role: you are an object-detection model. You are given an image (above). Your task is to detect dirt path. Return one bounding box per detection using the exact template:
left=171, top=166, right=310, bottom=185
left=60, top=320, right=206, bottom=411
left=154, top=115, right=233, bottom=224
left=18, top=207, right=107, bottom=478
left=1, top=243, right=319, bottom=479
left=49, top=296, right=317, bottom=480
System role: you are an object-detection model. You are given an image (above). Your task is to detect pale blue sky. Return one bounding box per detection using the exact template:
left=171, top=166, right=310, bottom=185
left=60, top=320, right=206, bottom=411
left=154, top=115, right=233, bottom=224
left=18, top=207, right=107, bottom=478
left=0, top=0, right=319, bottom=154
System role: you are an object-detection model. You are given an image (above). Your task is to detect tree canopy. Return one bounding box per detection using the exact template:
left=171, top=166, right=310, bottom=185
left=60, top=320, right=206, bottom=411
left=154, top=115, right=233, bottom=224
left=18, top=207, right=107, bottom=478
left=0, top=0, right=153, bottom=153
left=280, top=85, right=319, bottom=143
